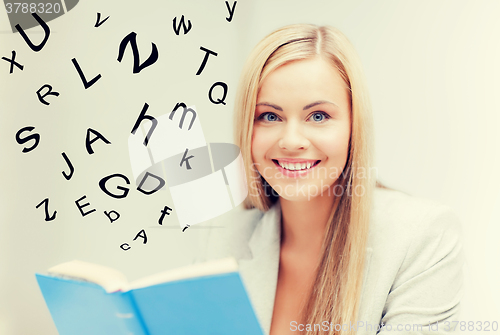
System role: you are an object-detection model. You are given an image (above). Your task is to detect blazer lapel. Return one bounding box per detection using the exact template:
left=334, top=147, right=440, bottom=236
left=238, top=203, right=281, bottom=335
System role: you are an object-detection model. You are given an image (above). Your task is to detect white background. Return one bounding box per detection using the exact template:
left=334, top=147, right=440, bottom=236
left=0, top=0, right=499, bottom=334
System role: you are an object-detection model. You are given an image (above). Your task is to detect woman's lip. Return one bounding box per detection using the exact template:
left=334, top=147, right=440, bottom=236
left=272, top=158, right=319, bottom=164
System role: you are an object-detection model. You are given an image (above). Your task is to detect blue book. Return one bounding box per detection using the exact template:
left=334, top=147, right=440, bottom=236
left=36, top=258, right=264, bottom=335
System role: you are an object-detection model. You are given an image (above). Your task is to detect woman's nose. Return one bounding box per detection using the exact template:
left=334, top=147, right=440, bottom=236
left=278, top=122, right=310, bottom=151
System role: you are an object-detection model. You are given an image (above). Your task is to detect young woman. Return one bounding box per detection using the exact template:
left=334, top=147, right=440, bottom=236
left=200, top=24, right=463, bottom=335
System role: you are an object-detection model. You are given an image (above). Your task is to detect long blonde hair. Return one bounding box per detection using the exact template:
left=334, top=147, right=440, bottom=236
left=235, top=24, right=375, bottom=334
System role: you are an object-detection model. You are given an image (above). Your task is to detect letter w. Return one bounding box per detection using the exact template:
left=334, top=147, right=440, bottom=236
left=172, top=15, right=192, bottom=35
left=117, top=32, right=159, bottom=74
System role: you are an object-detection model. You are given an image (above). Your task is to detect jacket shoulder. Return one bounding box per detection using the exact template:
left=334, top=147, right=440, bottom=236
left=195, top=206, right=265, bottom=262
left=371, top=187, right=461, bottom=243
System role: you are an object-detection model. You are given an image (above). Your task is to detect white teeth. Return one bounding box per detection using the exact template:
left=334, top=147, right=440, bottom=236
left=277, top=161, right=316, bottom=171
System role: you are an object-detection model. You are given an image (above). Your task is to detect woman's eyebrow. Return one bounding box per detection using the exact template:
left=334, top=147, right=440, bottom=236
left=255, top=102, right=283, bottom=111
left=303, top=100, right=338, bottom=110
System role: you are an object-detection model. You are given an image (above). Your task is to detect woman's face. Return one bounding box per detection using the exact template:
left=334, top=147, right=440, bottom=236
left=252, top=56, right=351, bottom=202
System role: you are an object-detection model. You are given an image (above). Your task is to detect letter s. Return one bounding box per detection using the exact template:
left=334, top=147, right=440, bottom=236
left=16, top=126, right=40, bottom=153
left=290, top=321, right=297, bottom=331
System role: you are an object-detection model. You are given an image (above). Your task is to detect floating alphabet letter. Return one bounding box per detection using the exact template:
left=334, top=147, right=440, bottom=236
left=15, top=13, right=50, bottom=52
left=36, top=84, right=60, bottom=105
left=117, top=32, right=159, bottom=74
left=72, top=58, right=102, bottom=89
left=172, top=15, right=192, bottom=35
left=120, top=243, right=131, bottom=251
left=36, top=198, right=57, bottom=221
left=225, top=1, right=237, bottom=22
left=2, top=51, right=24, bottom=74
left=136, top=172, right=166, bottom=195
left=208, top=82, right=228, bottom=105
left=133, top=229, right=148, bottom=244
left=169, top=102, right=196, bottom=130
left=99, top=174, right=130, bottom=199
left=61, top=152, right=74, bottom=180
left=196, top=47, right=217, bottom=75
left=131, top=103, right=157, bottom=146
left=16, top=126, right=40, bottom=153
left=86, top=128, right=111, bottom=154
left=95, top=13, right=110, bottom=27
left=158, top=206, right=173, bottom=225
left=179, top=148, right=194, bottom=170
left=120, top=229, right=147, bottom=251
left=104, top=210, right=120, bottom=223
left=75, top=195, right=96, bottom=217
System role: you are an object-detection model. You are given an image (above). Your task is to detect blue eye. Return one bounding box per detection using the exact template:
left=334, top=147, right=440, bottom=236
left=258, top=112, right=280, bottom=122
left=309, top=112, right=329, bottom=122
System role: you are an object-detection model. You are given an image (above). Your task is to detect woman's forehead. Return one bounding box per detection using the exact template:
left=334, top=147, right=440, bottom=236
left=257, top=57, right=350, bottom=111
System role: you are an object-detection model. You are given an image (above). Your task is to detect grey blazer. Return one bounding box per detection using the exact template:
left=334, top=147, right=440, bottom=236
left=197, top=188, right=464, bottom=334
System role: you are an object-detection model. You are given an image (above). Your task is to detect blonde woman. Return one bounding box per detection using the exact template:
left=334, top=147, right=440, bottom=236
left=200, top=24, right=463, bottom=335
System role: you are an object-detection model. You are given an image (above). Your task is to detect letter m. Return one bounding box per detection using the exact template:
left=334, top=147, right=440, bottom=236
left=169, top=103, right=197, bottom=130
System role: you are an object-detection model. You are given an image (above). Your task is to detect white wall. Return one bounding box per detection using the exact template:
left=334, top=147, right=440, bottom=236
left=1, top=0, right=498, bottom=334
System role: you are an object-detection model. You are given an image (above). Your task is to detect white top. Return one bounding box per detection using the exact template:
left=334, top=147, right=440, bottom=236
left=197, top=188, right=464, bottom=334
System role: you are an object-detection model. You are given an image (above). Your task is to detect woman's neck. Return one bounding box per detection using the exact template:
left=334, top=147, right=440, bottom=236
left=279, top=193, right=336, bottom=255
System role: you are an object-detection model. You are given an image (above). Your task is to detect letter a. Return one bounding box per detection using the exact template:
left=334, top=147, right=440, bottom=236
left=133, top=229, right=147, bottom=244
left=86, top=128, right=111, bottom=154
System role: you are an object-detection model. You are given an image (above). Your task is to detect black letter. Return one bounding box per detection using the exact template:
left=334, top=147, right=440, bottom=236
left=180, top=148, right=194, bottom=170
left=120, top=243, right=131, bottom=251
left=2, top=50, right=24, bottom=73
left=158, top=206, right=173, bottom=225
left=99, top=174, right=130, bottom=199
left=137, top=172, right=165, bottom=195
left=36, top=84, right=60, bottom=105
left=61, top=152, right=74, bottom=180
left=86, top=128, right=111, bottom=154
left=133, top=229, right=147, bottom=244
left=208, top=82, right=228, bottom=105
left=131, top=103, right=157, bottom=146
left=172, top=15, right=192, bottom=35
left=72, top=58, right=101, bottom=89
left=35, top=198, right=56, bottom=221
left=196, top=47, right=217, bottom=75
left=16, top=126, right=40, bottom=153
left=225, top=1, right=237, bottom=22
left=15, top=13, right=50, bottom=52
left=169, top=102, right=196, bottom=130
left=75, top=195, right=96, bottom=217
left=95, top=12, right=110, bottom=27
left=182, top=224, right=190, bottom=232
left=104, top=210, right=120, bottom=223
left=117, top=32, right=159, bottom=74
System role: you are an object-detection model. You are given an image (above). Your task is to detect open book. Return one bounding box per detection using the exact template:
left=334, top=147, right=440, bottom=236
left=36, top=258, right=264, bottom=335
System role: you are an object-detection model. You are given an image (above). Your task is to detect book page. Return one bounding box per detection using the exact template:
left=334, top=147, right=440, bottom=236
left=48, top=260, right=129, bottom=293
left=126, top=258, right=238, bottom=291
